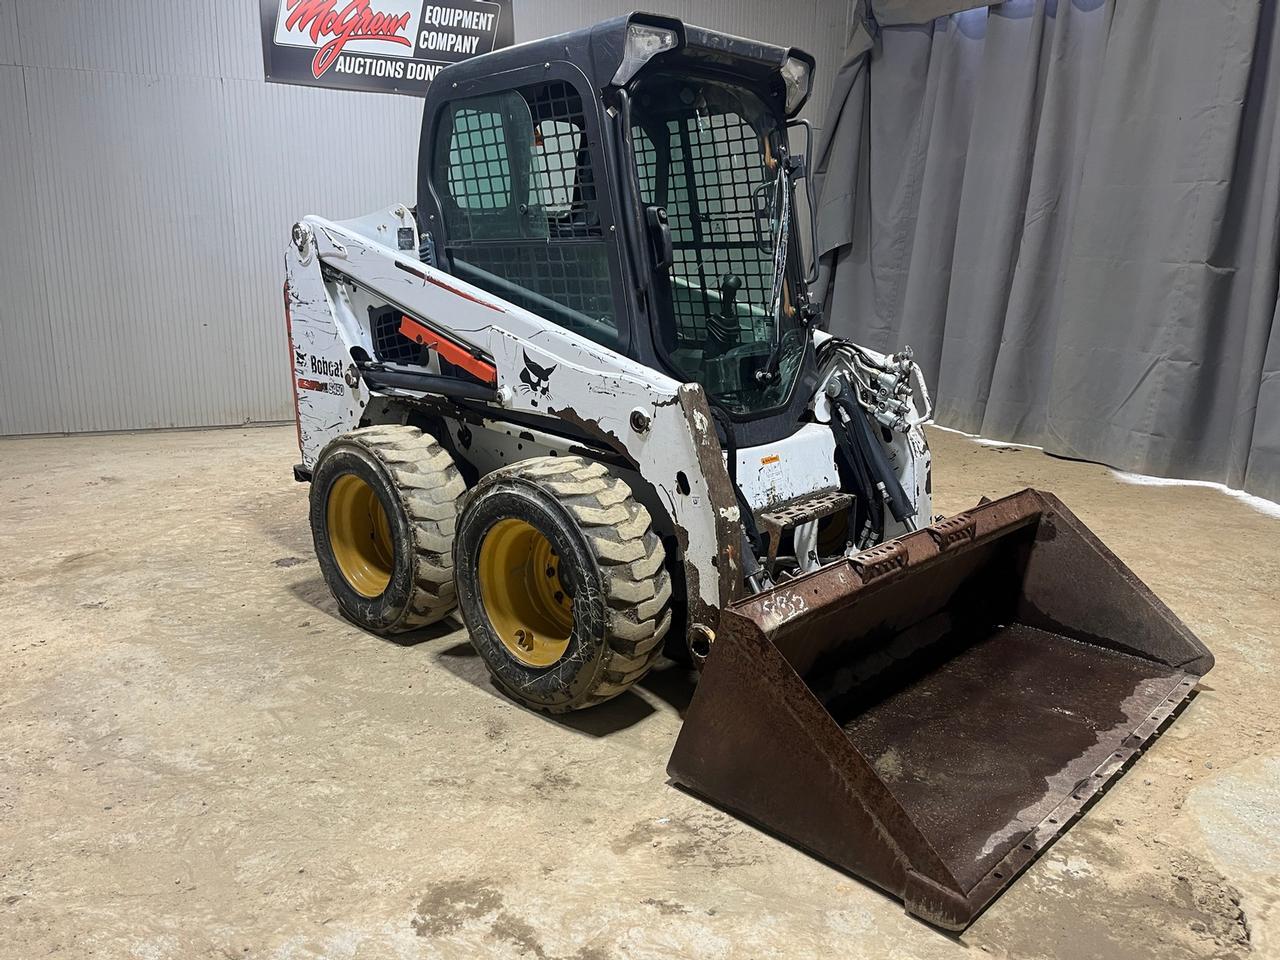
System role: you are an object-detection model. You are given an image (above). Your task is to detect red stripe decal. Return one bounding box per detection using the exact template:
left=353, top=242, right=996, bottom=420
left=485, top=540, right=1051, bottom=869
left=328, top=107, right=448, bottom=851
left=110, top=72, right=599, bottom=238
left=427, top=275, right=505, bottom=312
left=283, top=282, right=303, bottom=451
left=399, top=316, right=498, bottom=386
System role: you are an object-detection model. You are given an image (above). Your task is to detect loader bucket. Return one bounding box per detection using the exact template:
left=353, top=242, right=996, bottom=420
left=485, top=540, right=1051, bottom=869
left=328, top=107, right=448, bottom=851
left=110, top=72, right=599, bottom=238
left=668, top=489, right=1213, bottom=930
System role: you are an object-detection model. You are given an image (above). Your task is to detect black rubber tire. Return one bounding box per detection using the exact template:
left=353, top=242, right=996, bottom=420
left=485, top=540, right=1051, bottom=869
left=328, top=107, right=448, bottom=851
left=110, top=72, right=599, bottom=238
left=310, top=425, right=464, bottom=634
left=454, top=456, right=672, bottom=712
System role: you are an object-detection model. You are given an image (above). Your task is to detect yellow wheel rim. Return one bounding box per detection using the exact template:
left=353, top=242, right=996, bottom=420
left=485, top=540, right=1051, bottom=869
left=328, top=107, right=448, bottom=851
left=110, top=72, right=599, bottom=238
left=327, top=474, right=395, bottom=598
left=477, top=518, right=573, bottom=668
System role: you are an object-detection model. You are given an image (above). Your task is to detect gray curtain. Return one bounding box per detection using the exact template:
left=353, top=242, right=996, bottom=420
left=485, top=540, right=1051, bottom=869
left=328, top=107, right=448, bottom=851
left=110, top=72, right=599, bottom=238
left=814, top=0, right=1280, bottom=502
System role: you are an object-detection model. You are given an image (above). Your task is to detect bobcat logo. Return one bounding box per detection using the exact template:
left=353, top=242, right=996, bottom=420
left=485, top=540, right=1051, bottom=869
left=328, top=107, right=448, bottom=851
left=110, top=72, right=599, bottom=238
left=294, top=348, right=307, bottom=368
left=519, top=352, right=557, bottom=406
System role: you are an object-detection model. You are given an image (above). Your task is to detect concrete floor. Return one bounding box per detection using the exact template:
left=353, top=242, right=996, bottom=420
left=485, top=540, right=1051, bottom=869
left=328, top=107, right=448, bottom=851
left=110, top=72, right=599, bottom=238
left=1, top=425, right=1277, bottom=960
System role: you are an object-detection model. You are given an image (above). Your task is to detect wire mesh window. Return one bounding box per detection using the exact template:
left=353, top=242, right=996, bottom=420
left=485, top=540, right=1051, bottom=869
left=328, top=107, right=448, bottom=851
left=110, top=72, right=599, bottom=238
left=633, top=111, right=773, bottom=348
left=457, top=244, right=616, bottom=345
left=436, top=82, right=618, bottom=348
left=446, top=106, right=511, bottom=211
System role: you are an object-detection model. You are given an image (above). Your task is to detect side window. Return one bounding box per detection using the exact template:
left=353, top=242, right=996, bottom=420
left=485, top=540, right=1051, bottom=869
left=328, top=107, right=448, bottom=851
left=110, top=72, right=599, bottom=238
left=436, top=91, right=531, bottom=243
left=436, top=82, right=619, bottom=350
left=446, top=105, right=510, bottom=210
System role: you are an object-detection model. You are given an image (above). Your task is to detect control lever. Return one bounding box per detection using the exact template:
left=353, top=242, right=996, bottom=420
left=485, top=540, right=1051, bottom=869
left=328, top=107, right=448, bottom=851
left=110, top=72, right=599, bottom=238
left=705, top=274, right=742, bottom=356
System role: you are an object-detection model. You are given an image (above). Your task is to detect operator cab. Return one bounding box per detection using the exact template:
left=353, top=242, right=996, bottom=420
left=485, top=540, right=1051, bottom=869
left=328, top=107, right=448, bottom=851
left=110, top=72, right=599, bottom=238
left=416, top=14, right=820, bottom=445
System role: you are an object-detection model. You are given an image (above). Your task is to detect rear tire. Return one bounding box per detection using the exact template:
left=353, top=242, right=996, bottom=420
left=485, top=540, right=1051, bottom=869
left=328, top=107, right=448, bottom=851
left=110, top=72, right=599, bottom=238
left=454, top=456, right=671, bottom=712
left=310, top=425, right=464, bottom=634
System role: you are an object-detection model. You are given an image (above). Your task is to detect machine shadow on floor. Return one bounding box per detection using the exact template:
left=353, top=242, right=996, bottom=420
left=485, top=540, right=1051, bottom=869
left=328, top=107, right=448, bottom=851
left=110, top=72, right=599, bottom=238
left=431, top=641, right=700, bottom=738
left=636, top=660, right=697, bottom=717
left=287, top=577, right=461, bottom=646
left=432, top=640, right=653, bottom=736
left=287, top=571, right=700, bottom=735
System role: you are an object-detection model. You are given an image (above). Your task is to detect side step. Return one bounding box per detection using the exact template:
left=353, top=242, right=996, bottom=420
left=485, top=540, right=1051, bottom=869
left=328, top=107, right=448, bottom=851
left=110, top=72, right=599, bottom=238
left=667, top=489, right=1213, bottom=930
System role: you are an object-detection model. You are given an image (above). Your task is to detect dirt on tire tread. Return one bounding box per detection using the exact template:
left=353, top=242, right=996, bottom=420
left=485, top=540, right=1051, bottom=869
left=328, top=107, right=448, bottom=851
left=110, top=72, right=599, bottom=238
left=340, top=425, right=464, bottom=630
left=485, top=456, right=672, bottom=705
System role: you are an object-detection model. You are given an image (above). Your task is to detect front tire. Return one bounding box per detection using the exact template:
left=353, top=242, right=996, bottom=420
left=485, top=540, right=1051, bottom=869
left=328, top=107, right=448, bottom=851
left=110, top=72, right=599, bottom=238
left=455, top=456, right=671, bottom=712
left=310, top=425, right=464, bottom=634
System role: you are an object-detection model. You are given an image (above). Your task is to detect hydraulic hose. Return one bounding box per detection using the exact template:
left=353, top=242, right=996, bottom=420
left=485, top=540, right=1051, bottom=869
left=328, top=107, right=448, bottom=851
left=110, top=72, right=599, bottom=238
left=828, top=378, right=916, bottom=541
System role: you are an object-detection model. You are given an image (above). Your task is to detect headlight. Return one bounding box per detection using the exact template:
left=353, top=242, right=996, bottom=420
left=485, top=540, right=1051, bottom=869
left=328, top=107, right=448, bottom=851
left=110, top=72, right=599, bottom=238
left=781, top=54, right=813, bottom=115
left=612, top=22, right=680, bottom=85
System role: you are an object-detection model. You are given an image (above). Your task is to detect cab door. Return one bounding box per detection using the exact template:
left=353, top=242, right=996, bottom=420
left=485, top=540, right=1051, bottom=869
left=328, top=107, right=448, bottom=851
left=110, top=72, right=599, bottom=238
left=425, top=66, right=632, bottom=354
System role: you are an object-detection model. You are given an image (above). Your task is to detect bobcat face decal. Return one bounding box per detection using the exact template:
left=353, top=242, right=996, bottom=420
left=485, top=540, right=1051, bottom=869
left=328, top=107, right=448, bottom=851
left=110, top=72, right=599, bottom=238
left=519, top=352, right=557, bottom=406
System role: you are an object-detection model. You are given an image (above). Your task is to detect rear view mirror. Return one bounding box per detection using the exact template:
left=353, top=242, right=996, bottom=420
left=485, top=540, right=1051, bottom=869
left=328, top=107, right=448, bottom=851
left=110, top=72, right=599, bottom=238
left=645, top=205, right=674, bottom=271
left=787, top=117, right=820, bottom=286
left=753, top=182, right=774, bottom=252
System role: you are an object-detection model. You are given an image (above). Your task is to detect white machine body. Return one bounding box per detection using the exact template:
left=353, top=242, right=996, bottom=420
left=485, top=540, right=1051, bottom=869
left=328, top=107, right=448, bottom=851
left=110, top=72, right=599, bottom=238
left=284, top=205, right=932, bottom=621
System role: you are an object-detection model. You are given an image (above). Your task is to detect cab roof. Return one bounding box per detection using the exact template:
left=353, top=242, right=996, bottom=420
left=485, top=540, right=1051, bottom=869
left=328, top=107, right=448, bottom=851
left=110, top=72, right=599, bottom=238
left=433, top=13, right=815, bottom=118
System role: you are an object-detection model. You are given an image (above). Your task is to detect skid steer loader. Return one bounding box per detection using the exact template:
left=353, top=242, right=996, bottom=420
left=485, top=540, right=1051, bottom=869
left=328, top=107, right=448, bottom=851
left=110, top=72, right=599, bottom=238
left=281, top=14, right=1213, bottom=929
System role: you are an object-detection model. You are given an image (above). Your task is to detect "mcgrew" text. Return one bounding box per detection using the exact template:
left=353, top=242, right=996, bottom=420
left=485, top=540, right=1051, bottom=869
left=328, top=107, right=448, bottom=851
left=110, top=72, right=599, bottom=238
left=284, top=0, right=414, bottom=78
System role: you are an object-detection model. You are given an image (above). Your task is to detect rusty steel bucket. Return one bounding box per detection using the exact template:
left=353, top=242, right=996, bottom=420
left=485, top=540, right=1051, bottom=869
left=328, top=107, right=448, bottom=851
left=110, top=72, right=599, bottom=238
left=668, top=489, right=1213, bottom=930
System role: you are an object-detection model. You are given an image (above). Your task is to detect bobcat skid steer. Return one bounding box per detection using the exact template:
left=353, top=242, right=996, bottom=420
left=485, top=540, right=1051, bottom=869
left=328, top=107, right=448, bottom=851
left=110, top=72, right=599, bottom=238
left=281, top=14, right=1213, bottom=929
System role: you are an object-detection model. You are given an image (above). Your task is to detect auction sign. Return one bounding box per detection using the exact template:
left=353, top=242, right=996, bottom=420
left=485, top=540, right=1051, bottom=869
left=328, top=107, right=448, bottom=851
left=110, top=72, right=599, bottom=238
left=260, top=0, right=513, bottom=96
